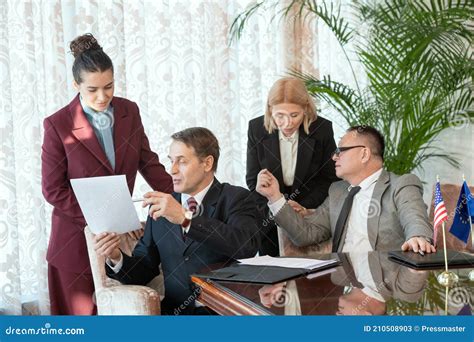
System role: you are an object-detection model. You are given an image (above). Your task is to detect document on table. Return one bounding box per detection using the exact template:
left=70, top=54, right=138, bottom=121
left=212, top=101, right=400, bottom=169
left=306, top=267, right=337, bottom=279
left=71, top=175, right=141, bottom=235
left=237, top=255, right=337, bottom=270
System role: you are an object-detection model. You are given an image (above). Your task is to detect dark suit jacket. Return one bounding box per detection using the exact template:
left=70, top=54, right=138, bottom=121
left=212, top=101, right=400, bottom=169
left=42, top=94, right=173, bottom=273
left=107, top=179, right=260, bottom=314
left=246, top=115, right=338, bottom=209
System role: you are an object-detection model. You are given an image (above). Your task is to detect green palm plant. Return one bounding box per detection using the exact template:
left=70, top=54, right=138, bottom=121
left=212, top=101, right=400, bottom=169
left=230, top=0, right=473, bottom=174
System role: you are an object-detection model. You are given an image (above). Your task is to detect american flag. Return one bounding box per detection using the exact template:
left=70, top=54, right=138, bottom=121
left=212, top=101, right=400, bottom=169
left=433, top=182, right=448, bottom=246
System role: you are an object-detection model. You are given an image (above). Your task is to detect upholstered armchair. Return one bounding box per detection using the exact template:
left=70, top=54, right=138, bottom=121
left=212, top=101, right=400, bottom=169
left=84, top=226, right=163, bottom=315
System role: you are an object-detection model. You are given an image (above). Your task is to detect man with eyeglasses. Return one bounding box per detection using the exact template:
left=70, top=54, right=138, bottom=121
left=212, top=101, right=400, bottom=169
left=256, top=125, right=435, bottom=253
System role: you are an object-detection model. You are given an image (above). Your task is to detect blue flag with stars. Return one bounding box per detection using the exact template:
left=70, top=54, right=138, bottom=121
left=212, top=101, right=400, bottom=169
left=457, top=303, right=472, bottom=316
left=449, top=181, right=473, bottom=243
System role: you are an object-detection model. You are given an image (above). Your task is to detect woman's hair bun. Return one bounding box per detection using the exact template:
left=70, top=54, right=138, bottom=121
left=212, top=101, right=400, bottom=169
left=70, top=33, right=102, bottom=58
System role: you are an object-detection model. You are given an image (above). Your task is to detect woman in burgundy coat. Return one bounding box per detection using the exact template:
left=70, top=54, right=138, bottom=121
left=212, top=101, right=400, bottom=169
left=41, top=34, right=173, bottom=315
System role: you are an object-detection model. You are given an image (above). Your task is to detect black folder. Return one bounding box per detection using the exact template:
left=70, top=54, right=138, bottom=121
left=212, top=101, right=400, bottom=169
left=388, top=250, right=474, bottom=270
left=192, top=259, right=340, bottom=285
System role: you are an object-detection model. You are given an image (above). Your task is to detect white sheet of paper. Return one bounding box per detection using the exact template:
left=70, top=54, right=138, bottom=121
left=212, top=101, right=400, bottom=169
left=306, top=267, right=337, bottom=279
left=237, top=255, right=337, bottom=270
left=71, top=175, right=141, bottom=234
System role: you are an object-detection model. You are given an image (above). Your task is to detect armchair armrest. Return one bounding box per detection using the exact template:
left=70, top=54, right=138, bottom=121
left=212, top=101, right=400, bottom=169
left=95, top=285, right=160, bottom=315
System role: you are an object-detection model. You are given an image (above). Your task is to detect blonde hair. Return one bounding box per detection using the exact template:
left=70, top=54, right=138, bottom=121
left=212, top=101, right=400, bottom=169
left=264, top=77, right=317, bottom=134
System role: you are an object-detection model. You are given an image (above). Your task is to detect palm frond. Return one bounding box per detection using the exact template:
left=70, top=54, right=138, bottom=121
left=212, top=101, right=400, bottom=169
left=229, top=0, right=354, bottom=47
left=228, top=1, right=268, bottom=45
left=232, top=0, right=474, bottom=174
left=289, top=71, right=361, bottom=117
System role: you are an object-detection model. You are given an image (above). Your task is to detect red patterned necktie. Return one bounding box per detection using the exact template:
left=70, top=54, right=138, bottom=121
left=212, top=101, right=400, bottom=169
left=187, top=197, right=198, bottom=214
left=182, top=197, right=197, bottom=241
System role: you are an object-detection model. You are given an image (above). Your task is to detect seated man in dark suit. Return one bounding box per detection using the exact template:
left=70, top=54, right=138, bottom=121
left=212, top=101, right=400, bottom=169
left=94, top=127, right=259, bottom=314
left=256, top=125, right=435, bottom=253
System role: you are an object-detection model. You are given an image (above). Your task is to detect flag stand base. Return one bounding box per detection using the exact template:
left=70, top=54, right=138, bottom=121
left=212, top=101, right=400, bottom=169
left=437, top=271, right=459, bottom=286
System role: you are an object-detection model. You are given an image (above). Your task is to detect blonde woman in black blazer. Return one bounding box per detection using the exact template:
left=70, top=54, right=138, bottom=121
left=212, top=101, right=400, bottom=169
left=247, top=77, right=339, bottom=256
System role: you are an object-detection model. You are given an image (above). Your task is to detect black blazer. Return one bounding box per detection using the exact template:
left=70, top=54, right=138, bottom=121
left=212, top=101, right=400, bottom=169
left=246, top=115, right=338, bottom=209
left=106, top=178, right=259, bottom=314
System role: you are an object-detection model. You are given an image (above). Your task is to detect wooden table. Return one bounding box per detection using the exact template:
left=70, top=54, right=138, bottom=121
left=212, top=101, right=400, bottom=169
left=192, top=251, right=474, bottom=316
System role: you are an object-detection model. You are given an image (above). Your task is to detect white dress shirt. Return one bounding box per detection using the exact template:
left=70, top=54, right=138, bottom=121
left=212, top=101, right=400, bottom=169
left=107, top=180, right=214, bottom=273
left=180, top=181, right=212, bottom=233
left=349, top=252, right=385, bottom=302
left=279, top=130, right=299, bottom=187
left=342, top=168, right=383, bottom=253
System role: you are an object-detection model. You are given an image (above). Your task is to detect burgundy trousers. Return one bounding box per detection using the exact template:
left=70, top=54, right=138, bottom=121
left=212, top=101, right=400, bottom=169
left=48, top=264, right=97, bottom=315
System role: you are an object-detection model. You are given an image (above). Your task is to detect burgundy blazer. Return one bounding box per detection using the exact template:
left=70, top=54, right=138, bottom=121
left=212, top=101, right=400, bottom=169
left=41, top=94, right=173, bottom=273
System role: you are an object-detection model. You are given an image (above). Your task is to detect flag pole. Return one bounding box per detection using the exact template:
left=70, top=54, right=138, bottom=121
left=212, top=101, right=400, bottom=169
left=445, top=286, right=449, bottom=315
left=441, top=221, right=448, bottom=273
left=438, top=176, right=449, bottom=274
left=436, top=175, right=459, bottom=287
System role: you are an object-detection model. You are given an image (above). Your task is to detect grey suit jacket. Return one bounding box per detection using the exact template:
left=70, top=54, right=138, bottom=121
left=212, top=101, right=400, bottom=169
left=274, top=170, right=433, bottom=251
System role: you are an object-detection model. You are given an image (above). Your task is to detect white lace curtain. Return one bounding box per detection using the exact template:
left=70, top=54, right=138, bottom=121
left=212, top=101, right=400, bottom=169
left=0, top=0, right=322, bottom=315
left=3, top=0, right=468, bottom=316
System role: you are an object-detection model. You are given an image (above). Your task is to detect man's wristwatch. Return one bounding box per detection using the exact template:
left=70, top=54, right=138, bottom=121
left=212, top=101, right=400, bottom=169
left=181, top=210, right=194, bottom=228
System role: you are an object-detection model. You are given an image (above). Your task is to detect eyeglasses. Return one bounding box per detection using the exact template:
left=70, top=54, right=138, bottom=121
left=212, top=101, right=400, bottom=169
left=332, top=145, right=366, bottom=158
left=272, top=112, right=304, bottom=122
